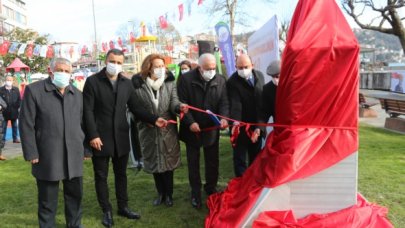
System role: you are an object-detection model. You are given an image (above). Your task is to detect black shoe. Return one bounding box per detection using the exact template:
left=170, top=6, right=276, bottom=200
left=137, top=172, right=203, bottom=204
left=191, top=197, right=201, bottom=209
left=165, top=195, right=173, bottom=207
left=153, top=195, right=165, bottom=206
left=117, top=207, right=141, bottom=220
left=102, top=211, right=114, bottom=227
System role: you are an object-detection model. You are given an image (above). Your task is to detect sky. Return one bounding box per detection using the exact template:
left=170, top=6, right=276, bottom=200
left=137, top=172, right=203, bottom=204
left=25, top=0, right=296, bottom=45
left=24, top=0, right=397, bottom=46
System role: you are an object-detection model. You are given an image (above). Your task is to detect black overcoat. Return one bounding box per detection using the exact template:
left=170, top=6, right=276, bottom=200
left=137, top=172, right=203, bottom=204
left=177, top=68, right=229, bottom=147
left=83, top=68, right=158, bottom=157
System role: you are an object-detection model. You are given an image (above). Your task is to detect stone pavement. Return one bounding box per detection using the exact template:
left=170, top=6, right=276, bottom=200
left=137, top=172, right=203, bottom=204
left=0, top=102, right=396, bottom=161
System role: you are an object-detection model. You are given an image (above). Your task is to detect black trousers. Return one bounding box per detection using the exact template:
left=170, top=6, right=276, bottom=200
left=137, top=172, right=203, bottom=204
left=36, top=177, right=83, bottom=228
left=92, top=154, right=129, bottom=212
left=153, top=171, right=174, bottom=197
left=233, top=138, right=262, bottom=177
left=186, top=140, right=219, bottom=198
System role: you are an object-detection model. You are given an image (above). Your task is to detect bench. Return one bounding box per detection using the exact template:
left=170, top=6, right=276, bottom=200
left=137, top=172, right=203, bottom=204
left=359, top=93, right=378, bottom=108
left=379, top=98, right=405, bottom=118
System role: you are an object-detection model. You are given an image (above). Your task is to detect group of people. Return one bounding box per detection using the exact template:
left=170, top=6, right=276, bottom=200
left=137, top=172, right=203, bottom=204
left=18, top=48, right=281, bottom=228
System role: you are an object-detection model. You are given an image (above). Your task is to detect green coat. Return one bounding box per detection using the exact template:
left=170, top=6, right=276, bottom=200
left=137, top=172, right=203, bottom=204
left=132, top=73, right=181, bottom=174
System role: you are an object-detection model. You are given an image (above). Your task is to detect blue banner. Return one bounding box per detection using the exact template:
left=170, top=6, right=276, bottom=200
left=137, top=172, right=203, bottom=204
left=215, top=22, right=236, bottom=77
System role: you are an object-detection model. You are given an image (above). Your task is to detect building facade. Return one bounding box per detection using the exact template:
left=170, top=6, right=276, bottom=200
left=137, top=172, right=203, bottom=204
left=0, top=0, right=27, bottom=36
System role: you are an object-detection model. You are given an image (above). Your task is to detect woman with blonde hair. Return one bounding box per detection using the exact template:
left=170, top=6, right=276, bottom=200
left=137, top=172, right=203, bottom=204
left=131, top=54, right=187, bottom=206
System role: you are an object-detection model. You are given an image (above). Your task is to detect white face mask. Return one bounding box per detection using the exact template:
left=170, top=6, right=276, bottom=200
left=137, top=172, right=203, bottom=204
left=52, top=72, right=71, bottom=88
left=201, top=70, right=216, bottom=81
left=237, top=69, right=252, bottom=79
left=153, top=67, right=166, bottom=79
left=5, top=81, right=13, bottom=87
left=272, top=77, right=279, bottom=86
left=181, top=69, right=190, bottom=74
left=106, top=63, right=122, bottom=77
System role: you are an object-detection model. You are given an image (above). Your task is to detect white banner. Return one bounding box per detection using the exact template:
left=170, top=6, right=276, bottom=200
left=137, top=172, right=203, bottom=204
left=248, top=15, right=279, bottom=83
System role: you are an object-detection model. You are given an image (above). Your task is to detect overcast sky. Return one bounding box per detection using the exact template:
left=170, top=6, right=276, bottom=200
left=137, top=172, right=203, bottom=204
left=23, top=0, right=395, bottom=46
left=24, top=0, right=296, bottom=45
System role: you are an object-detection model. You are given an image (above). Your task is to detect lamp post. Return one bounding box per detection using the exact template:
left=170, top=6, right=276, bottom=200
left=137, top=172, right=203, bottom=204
left=92, top=0, right=100, bottom=70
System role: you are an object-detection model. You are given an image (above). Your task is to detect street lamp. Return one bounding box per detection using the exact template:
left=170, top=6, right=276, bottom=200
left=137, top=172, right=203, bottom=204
left=92, top=0, right=100, bottom=70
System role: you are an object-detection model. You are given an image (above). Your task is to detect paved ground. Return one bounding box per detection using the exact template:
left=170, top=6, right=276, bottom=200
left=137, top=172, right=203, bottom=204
left=0, top=101, right=396, bottom=161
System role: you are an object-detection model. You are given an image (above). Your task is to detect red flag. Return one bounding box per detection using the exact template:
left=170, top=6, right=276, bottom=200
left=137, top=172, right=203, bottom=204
left=81, top=45, right=88, bottom=55
left=46, top=45, right=54, bottom=58
left=25, top=44, right=34, bottom=58
left=159, top=15, right=168, bottom=29
left=109, top=40, right=115, bottom=50
left=118, top=37, right=123, bottom=48
left=102, top=42, right=108, bottom=52
left=198, top=0, right=203, bottom=5
left=129, top=32, right=136, bottom=43
left=0, top=41, right=11, bottom=55
left=69, top=46, right=74, bottom=58
left=178, top=4, right=184, bottom=21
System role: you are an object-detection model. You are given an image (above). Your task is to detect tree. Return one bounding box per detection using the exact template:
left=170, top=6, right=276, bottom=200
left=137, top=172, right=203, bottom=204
left=204, top=0, right=273, bottom=44
left=342, top=0, right=405, bottom=53
left=155, top=22, right=181, bottom=57
left=2, top=28, right=50, bottom=73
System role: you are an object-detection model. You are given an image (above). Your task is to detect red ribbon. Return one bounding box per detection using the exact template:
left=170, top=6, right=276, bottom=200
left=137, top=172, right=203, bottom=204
left=167, top=105, right=357, bottom=147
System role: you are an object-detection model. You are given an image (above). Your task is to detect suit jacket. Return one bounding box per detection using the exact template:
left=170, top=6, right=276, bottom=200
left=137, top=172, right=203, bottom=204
left=19, top=78, right=84, bottom=181
left=227, top=69, right=265, bottom=144
left=262, top=81, right=277, bottom=122
left=0, top=86, right=21, bottom=120
left=83, top=68, right=158, bottom=157
left=177, top=68, right=229, bottom=147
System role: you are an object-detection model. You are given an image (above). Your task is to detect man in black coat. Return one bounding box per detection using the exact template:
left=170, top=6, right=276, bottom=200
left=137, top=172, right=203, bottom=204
left=19, top=58, right=85, bottom=228
left=227, top=54, right=265, bottom=177
left=178, top=53, right=229, bottom=208
left=0, top=75, right=21, bottom=143
left=83, top=49, right=167, bottom=227
left=262, top=60, right=280, bottom=123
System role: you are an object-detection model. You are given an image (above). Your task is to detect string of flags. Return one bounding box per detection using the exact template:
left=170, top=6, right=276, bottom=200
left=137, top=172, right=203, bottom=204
left=0, top=0, right=206, bottom=61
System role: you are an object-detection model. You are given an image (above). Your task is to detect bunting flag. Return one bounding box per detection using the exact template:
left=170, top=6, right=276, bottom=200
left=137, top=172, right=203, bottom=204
left=33, top=45, right=41, bottom=56
left=25, top=44, right=34, bottom=58
left=69, top=46, right=74, bottom=59
left=40, top=45, right=48, bottom=57
left=178, top=4, right=184, bottom=21
left=54, top=45, right=61, bottom=57
left=117, top=37, right=123, bottom=48
left=159, top=15, right=168, bottom=29
left=46, top=45, right=54, bottom=58
left=0, top=41, right=10, bottom=55
left=109, top=40, right=115, bottom=50
left=102, top=42, right=108, bottom=52
left=187, top=1, right=192, bottom=16
left=198, top=0, right=203, bottom=5
left=18, top=43, right=27, bottom=55
left=129, top=32, right=136, bottom=43
left=8, top=42, right=19, bottom=54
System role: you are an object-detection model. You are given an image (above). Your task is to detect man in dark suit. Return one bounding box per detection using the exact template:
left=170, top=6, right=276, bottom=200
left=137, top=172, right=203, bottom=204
left=19, top=58, right=86, bottom=228
left=262, top=60, right=280, bottom=123
left=83, top=49, right=167, bottom=227
left=227, top=54, right=265, bottom=177
left=0, top=75, right=21, bottom=144
left=178, top=53, right=229, bottom=208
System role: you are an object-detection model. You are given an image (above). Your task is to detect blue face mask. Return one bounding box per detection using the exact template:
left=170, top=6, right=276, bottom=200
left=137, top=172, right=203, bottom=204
left=52, top=72, right=71, bottom=88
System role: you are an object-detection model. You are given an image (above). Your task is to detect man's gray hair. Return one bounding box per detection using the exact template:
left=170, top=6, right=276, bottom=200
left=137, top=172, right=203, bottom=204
left=198, top=53, right=216, bottom=66
left=50, top=58, right=72, bottom=72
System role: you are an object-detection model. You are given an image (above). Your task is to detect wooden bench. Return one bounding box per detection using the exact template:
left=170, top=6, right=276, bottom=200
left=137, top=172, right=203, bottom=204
left=379, top=98, right=405, bottom=118
left=359, top=93, right=378, bottom=108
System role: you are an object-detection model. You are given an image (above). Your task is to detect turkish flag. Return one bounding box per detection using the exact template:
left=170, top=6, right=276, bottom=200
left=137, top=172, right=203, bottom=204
left=25, top=44, right=34, bottom=58
left=159, top=15, right=168, bottom=29
left=109, top=40, right=115, bottom=50
left=46, top=45, right=54, bottom=58
left=0, top=41, right=10, bottom=55
left=178, top=4, right=184, bottom=21
left=198, top=0, right=203, bottom=5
